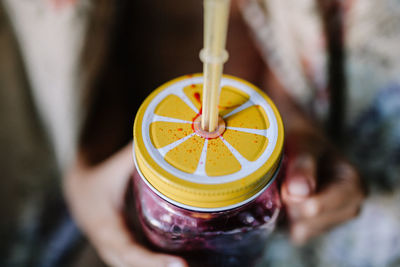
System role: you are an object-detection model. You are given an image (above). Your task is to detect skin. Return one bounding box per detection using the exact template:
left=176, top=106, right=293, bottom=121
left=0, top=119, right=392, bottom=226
left=282, top=137, right=365, bottom=245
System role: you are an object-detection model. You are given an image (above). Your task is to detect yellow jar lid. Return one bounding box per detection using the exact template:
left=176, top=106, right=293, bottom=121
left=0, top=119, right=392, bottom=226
left=134, top=74, right=284, bottom=211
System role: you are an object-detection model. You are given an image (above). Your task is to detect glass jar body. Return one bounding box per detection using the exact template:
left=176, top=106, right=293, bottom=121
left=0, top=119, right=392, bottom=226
left=131, top=169, right=282, bottom=267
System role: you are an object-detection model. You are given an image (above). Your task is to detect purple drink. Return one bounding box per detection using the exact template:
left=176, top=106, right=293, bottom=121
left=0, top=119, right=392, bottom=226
left=129, top=167, right=281, bottom=267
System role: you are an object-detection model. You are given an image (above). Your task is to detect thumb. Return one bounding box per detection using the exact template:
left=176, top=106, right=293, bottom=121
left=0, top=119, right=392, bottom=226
left=282, top=153, right=317, bottom=201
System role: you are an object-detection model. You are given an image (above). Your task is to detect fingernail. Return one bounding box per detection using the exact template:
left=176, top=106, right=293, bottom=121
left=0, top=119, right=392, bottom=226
left=287, top=176, right=311, bottom=197
left=166, top=259, right=185, bottom=267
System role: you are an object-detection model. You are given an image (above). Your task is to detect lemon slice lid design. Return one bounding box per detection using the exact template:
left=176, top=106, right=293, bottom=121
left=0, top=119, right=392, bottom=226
left=134, top=74, right=284, bottom=211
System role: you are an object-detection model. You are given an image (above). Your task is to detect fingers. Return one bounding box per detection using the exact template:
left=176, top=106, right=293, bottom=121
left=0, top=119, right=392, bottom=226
left=92, top=214, right=187, bottom=267
left=90, top=141, right=135, bottom=182
left=290, top=202, right=360, bottom=245
left=281, top=153, right=317, bottom=202
left=117, top=247, right=187, bottom=267
left=96, top=141, right=135, bottom=206
left=288, top=161, right=363, bottom=221
left=284, top=159, right=364, bottom=245
left=68, top=141, right=135, bottom=208
left=107, top=140, right=135, bottom=176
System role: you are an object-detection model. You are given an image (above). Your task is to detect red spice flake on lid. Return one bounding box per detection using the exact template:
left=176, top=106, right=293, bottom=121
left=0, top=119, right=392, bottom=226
left=177, top=128, right=183, bottom=131
left=194, top=92, right=201, bottom=103
left=191, top=108, right=203, bottom=131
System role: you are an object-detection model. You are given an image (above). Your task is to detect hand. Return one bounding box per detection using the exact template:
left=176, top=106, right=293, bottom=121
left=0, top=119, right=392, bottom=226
left=64, top=142, right=187, bottom=267
left=281, top=131, right=366, bottom=245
